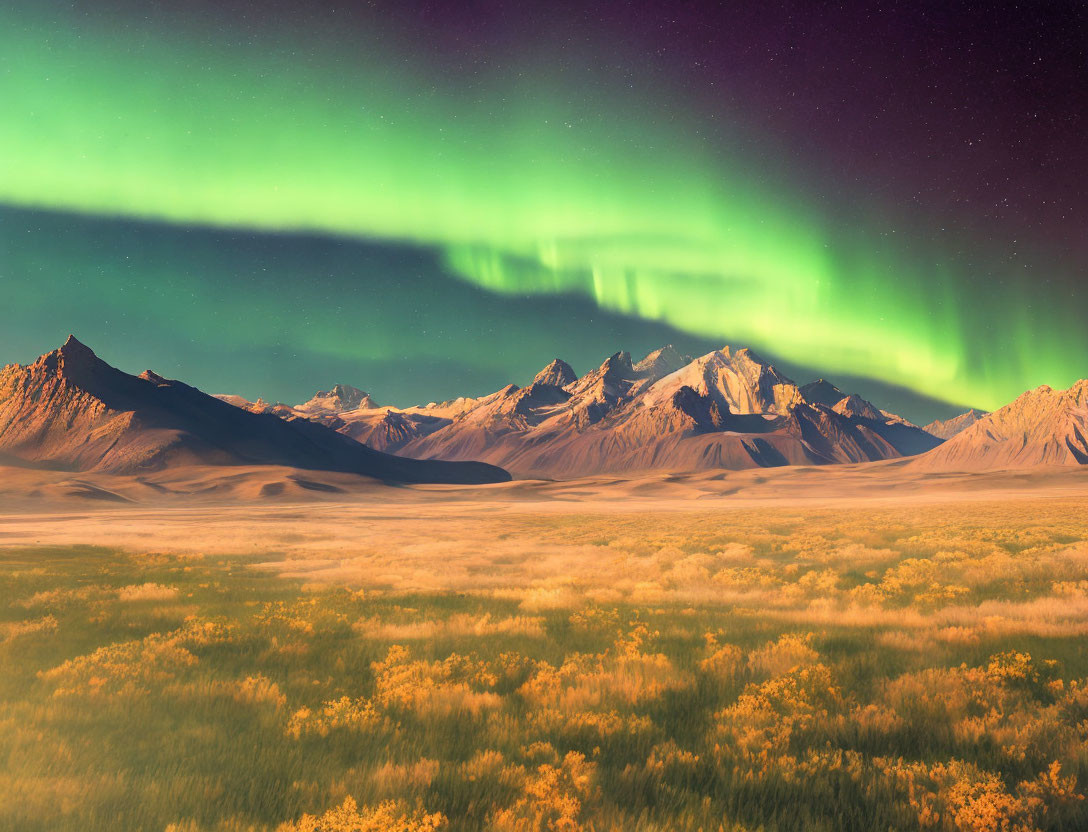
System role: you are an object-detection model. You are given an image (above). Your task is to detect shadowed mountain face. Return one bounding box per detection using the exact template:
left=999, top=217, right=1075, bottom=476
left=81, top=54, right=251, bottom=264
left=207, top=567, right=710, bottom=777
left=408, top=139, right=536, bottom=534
left=0, top=337, right=510, bottom=484
left=912, top=382, right=1088, bottom=471
left=232, top=344, right=944, bottom=478
left=799, top=379, right=847, bottom=407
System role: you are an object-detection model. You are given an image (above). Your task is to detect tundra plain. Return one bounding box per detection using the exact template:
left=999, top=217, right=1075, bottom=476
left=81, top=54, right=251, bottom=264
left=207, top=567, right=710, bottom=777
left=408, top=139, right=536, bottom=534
left=2, top=469, right=1088, bottom=831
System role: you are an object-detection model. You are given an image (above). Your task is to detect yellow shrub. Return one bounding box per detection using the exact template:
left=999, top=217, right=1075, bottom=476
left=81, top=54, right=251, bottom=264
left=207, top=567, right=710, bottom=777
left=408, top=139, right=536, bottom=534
left=276, top=797, right=445, bottom=832
left=491, top=752, right=597, bottom=832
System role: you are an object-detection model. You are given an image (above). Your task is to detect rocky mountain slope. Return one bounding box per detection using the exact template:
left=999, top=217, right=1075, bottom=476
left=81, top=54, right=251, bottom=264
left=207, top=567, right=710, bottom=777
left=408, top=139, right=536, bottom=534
left=235, top=345, right=943, bottom=478
left=911, top=382, right=1088, bottom=470
left=0, top=337, right=510, bottom=484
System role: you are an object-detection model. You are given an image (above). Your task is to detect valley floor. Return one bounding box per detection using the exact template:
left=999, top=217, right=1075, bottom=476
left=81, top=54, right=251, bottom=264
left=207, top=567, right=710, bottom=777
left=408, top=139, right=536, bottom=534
left=2, top=469, right=1088, bottom=830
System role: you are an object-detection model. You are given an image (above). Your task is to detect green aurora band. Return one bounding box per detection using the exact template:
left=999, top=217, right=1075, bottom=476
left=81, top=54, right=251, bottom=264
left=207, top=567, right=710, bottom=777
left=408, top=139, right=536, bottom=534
left=1, top=4, right=1083, bottom=411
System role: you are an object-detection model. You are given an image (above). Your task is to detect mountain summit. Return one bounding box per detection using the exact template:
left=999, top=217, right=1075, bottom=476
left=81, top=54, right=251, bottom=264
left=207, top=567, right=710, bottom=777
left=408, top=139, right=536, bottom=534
left=0, top=338, right=509, bottom=484
left=799, top=379, right=847, bottom=408
left=532, top=359, right=577, bottom=388
left=296, top=384, right=377, bottom=414
left=923, top=408, right=988, bottom=440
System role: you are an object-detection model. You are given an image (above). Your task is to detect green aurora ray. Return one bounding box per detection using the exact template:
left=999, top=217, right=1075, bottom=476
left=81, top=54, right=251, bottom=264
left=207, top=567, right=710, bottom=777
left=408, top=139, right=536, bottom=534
left=1, top=3, right=1084, bottom=411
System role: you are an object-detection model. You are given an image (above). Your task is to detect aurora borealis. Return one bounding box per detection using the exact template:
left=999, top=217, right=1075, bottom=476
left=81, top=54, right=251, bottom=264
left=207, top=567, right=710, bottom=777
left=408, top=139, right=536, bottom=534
left=3, top=1, right=1087, bottom=418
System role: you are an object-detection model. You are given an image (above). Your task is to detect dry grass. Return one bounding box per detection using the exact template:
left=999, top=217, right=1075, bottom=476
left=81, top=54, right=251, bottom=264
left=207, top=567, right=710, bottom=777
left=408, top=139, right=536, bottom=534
left=1, top=496, right=1088, bottom=830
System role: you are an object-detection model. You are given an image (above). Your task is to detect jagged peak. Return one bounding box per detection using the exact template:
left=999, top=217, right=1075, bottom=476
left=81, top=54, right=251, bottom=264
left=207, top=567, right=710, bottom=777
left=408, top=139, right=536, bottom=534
left=833, top=393, right=883, bottom=421
left=299, top=383, right=376, bottom=412
left=328, top=383, right=364, bottom=398
left=61, top=334, right=93, bottom=354
left=634, top=344, right=689, bottom=378
left=139, top=370, right=169, bottom=385
left=722, top=345, right=768, bottom=365
left=603, top=350, right=633, bottom=369
left=923, top=406, right=989, bottom=439
left=636, top=344, right=678, bottom=363
left=35, top=334, right=104, bottom=376
left=533, top=358, right=576, bottom=388
left=577, top=351, right=634, bottom=382
left=689, top=346, right=784, bottom=378
left=49, top=335, right=96, bottom=363
left=800, top=378, right=847, bottom=407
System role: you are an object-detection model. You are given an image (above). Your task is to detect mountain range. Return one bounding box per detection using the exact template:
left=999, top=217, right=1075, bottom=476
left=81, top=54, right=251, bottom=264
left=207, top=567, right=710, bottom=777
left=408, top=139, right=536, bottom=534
left=3, top=337, right=1085, bottom=487
left=0, top=337, right=509, bottom=484
left=220, top=344, right=947, bottom=478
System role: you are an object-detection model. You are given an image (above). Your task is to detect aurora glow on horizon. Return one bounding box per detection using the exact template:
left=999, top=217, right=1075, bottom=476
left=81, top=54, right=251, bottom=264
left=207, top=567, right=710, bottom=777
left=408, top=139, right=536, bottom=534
left=3, top=0, right=1087, bottom=416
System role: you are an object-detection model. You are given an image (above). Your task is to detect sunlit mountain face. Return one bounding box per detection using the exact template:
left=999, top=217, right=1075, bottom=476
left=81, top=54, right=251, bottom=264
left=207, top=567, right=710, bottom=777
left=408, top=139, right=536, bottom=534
left=3, top=0, right=1087, bottom=420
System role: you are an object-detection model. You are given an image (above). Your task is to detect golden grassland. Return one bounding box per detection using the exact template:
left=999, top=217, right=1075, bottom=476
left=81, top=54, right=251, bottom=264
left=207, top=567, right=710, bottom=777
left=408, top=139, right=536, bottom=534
left=2, top=497, right=1088, bottom=831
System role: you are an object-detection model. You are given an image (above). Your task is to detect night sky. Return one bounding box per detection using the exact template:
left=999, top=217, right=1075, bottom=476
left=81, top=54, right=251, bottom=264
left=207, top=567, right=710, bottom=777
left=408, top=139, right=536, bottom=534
left=2, top=1, right=1086, bottom=422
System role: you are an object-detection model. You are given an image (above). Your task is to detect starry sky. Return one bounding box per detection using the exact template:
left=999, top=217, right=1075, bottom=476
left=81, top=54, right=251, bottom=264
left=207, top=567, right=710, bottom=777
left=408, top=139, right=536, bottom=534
left=2, top=0, right=1086, bottom=422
